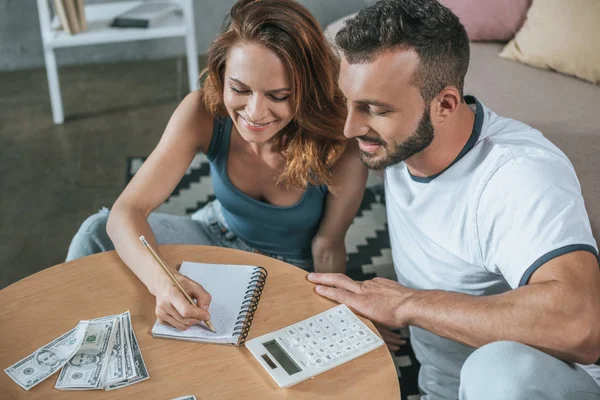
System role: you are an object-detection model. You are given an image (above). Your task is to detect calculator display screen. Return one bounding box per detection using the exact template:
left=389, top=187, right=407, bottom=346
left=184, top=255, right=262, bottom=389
left=263, top=340, right=302, bottom=375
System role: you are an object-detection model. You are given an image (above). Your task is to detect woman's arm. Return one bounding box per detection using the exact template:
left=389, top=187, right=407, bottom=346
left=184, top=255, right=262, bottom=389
left=106, top=90, right=214, bottom=330
left=312, top=141, right=368, bottom=273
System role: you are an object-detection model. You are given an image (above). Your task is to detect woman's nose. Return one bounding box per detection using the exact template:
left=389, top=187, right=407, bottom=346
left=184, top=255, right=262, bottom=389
left=245, top=94, right=269, bottom=122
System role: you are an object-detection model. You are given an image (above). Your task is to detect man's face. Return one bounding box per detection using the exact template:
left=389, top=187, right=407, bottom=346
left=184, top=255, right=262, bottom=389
left=70, top=353, right=96, bottom=367
left=37, top=350, right=58, bottom=367
left=338, top=49, right=434, bottom=170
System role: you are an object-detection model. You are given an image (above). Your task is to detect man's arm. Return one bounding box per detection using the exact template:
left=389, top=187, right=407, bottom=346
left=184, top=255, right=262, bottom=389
left=309, top=250, right=600, bottom=364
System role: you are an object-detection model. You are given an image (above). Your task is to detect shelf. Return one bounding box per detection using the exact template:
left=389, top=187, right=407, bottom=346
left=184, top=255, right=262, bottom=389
left=47, top=1, right=187, bottom=48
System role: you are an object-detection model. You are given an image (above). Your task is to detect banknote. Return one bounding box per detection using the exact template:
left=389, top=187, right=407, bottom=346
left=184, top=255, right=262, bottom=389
left=94, top=314, right=126, bottom=385
left=105, top=315, right=149, bottom=390
left=120, top=311, right=137, bottom=380
left=4, top=321, right=89, bottom=391
left=55, top=318, right=116, bottom=389
left=6, top=310, right=149, bottom=392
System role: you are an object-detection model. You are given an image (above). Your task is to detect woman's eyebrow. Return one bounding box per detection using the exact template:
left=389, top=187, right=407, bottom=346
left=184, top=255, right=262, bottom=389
left=229, top=77, right=291, bottom=93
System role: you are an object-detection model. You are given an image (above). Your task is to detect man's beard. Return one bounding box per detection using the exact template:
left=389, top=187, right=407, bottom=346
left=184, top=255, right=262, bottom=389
left=358, top=108, right=434, bottom=170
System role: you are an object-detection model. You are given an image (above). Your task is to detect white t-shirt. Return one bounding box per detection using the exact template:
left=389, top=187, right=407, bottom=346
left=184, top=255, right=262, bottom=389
left=385, top=96, right=599, bottom=398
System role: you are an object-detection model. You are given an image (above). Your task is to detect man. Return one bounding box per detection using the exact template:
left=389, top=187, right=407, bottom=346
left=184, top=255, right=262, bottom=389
left=308, top=1, right=600, bottom=399
left=35, top=349, right=61, bottom=369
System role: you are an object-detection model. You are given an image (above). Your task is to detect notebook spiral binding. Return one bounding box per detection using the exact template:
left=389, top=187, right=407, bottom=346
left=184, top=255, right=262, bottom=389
left=232, top=266, right=268, bottom=346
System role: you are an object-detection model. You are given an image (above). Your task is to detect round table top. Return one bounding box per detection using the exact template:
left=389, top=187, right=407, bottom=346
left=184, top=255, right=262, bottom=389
left=0, top=245, right=400, bottom=399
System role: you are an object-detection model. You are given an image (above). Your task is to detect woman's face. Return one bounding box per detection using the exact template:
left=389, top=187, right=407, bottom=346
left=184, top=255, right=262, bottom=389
left=223, top=42, right=294, bottom=144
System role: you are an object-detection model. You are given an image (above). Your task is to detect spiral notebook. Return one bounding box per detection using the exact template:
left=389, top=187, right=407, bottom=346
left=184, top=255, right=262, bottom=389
left=151, top=261, right=267, bottom=346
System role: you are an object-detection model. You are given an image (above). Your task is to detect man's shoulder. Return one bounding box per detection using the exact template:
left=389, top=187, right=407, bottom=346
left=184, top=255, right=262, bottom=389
left=477, top=106, right=575, bottom=185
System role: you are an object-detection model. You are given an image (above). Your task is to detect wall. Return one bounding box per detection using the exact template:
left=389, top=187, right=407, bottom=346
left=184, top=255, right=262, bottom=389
left=0, top=0, right=371, bottom=71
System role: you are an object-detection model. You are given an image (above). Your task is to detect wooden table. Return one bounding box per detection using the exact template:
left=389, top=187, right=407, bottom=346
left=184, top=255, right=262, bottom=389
left=0, top=245, right=401, bottom=399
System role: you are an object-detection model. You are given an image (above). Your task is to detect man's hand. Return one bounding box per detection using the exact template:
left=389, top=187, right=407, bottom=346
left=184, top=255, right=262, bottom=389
left=307, top=272, right=416, bottom=328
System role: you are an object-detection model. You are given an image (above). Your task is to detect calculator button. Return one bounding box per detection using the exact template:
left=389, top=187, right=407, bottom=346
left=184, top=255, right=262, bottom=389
left=322, top=324, right=335, bottom=333
left=343, top=345, right=354, bottom=353
left=319, top=335, right=331, bottom=343
left=315, top=358, right=326, bottom=366
left=350, top=323, right=361, bottom=331
left=347, top=334, right=358, bottom=343
left=340, top=327, right=350, bottom=335
left=316, top=316, right=329, bottom=326
left=307, top=350, right=318, bottom=359
left=323, top=354, right=334, bottom=363
left=309, top=339, right=319, bottom=347
left=300, top=343, right=312, bottom=352
left=285, top=328, right=298, bottom=336
left=356, top=329, right=367, bottom=337
left=326, top=342, right=337, bottom=350
left=364, top=336, right=375, bottom=345
left=292, top=336, right=302, bottom=345
left=335, top=308, right=345, bottom=317
left=353, top=341, right=366, bottom=349
left=333, top=350, right=345, bottom=358
left=329, top=331, right=340, bottom=340
left=307, top=321, right=318, bottom=331
left=296, top=324, right=307, bottom=333
left=316, top=347, right=327, bottom=355
left=313, top=327, right=323, bottom=335
left=336, top=338, right=346, bottom=346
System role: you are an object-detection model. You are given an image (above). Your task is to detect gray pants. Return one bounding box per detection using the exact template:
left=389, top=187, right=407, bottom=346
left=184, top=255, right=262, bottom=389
left=66, top=200, right=313, bottom=270
left=457, top=341, right=600, bottom=400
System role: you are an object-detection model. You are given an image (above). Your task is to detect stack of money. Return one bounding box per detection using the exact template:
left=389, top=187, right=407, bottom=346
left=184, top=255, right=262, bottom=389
left=4, top=311, right=149, bottom=391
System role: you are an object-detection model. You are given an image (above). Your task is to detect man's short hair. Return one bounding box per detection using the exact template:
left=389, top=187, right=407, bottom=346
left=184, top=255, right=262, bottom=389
left=336, top=0, right=470, bottom=104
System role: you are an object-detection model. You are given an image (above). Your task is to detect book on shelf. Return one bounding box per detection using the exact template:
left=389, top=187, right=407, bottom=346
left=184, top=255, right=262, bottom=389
left=111, top=2, right=179, bottom=28
left=75, top=0, right=87, bottom=31
left=63, top=0, right=80, bottom=33
left=51, top=0, right=87, bottom=35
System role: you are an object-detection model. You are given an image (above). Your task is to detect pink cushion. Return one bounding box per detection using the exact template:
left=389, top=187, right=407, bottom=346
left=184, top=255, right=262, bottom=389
left=439, top=0, right=532, bottom=42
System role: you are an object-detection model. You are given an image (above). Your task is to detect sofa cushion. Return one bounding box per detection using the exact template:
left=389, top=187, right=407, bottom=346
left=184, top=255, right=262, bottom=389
left=439, top=0, right=531, bottom=41
left=500, top=0, right=600, bottom=85
left=324, top=1, right=531, bottom=44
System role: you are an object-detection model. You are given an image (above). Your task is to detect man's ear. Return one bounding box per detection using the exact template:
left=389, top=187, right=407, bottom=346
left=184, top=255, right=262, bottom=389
left=430, top=86, right=461, bottom=124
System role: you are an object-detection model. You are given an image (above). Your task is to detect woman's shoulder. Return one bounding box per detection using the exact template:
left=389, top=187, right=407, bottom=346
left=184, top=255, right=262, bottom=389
left=329, top=139, right=367, bottom=188
left=169, top=89, right=215, bottom=154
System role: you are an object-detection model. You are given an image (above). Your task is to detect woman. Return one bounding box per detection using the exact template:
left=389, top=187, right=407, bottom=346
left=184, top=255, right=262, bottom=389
left=66, top=0, right=366, bottom=330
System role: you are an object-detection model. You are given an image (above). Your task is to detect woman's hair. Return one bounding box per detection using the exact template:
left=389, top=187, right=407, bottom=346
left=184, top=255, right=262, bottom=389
left=202, top=0, right=347, bottom=188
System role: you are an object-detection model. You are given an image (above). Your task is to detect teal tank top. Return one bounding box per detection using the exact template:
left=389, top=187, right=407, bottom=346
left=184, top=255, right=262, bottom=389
left=206, top=117, right=328, bottom=258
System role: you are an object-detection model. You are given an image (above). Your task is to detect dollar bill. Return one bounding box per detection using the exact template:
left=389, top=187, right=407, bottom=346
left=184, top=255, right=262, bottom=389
left=120, top=311, right=137, bottom=380
left=4, top=320, right=89, bottom=391
left=105, top=316, right=149, bottom=390
left=93, top=314, right=126, bottom=385
left=55, top=318, right=116, bottom=390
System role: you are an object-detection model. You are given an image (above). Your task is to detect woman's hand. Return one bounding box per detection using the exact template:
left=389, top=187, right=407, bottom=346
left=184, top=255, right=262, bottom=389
left=153, top=272, right=212, bottom=331
left=374, top=322, right=406, bottom=352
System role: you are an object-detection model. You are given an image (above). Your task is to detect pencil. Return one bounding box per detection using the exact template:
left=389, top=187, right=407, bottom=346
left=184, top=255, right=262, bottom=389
left=139, top=235, right=216, bottom=333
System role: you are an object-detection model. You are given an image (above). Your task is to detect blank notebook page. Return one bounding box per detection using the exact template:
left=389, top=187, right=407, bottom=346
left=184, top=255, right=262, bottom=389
left=151, top=261, right=258, bottom=345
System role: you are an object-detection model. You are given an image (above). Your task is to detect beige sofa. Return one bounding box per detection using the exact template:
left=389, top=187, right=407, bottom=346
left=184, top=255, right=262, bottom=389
left=326, top=16, right=600, bottom=244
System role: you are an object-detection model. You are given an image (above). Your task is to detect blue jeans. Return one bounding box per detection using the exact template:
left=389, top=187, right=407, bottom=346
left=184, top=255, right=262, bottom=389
left=66, top=200, right=313, bottom=270
left=457, top=341, right=600, bottom=400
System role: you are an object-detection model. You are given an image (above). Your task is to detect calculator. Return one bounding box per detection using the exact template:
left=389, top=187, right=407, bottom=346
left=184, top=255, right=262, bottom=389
left=245, top=304, right=384, bottom=388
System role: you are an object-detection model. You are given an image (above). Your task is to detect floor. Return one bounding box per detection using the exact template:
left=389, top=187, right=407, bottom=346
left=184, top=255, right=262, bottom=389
left=0, top=57, right=198, bottom=289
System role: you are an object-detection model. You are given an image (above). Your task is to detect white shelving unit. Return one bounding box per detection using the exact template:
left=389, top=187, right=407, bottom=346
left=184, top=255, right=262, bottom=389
left=36, top=0, right=199, bottom=124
